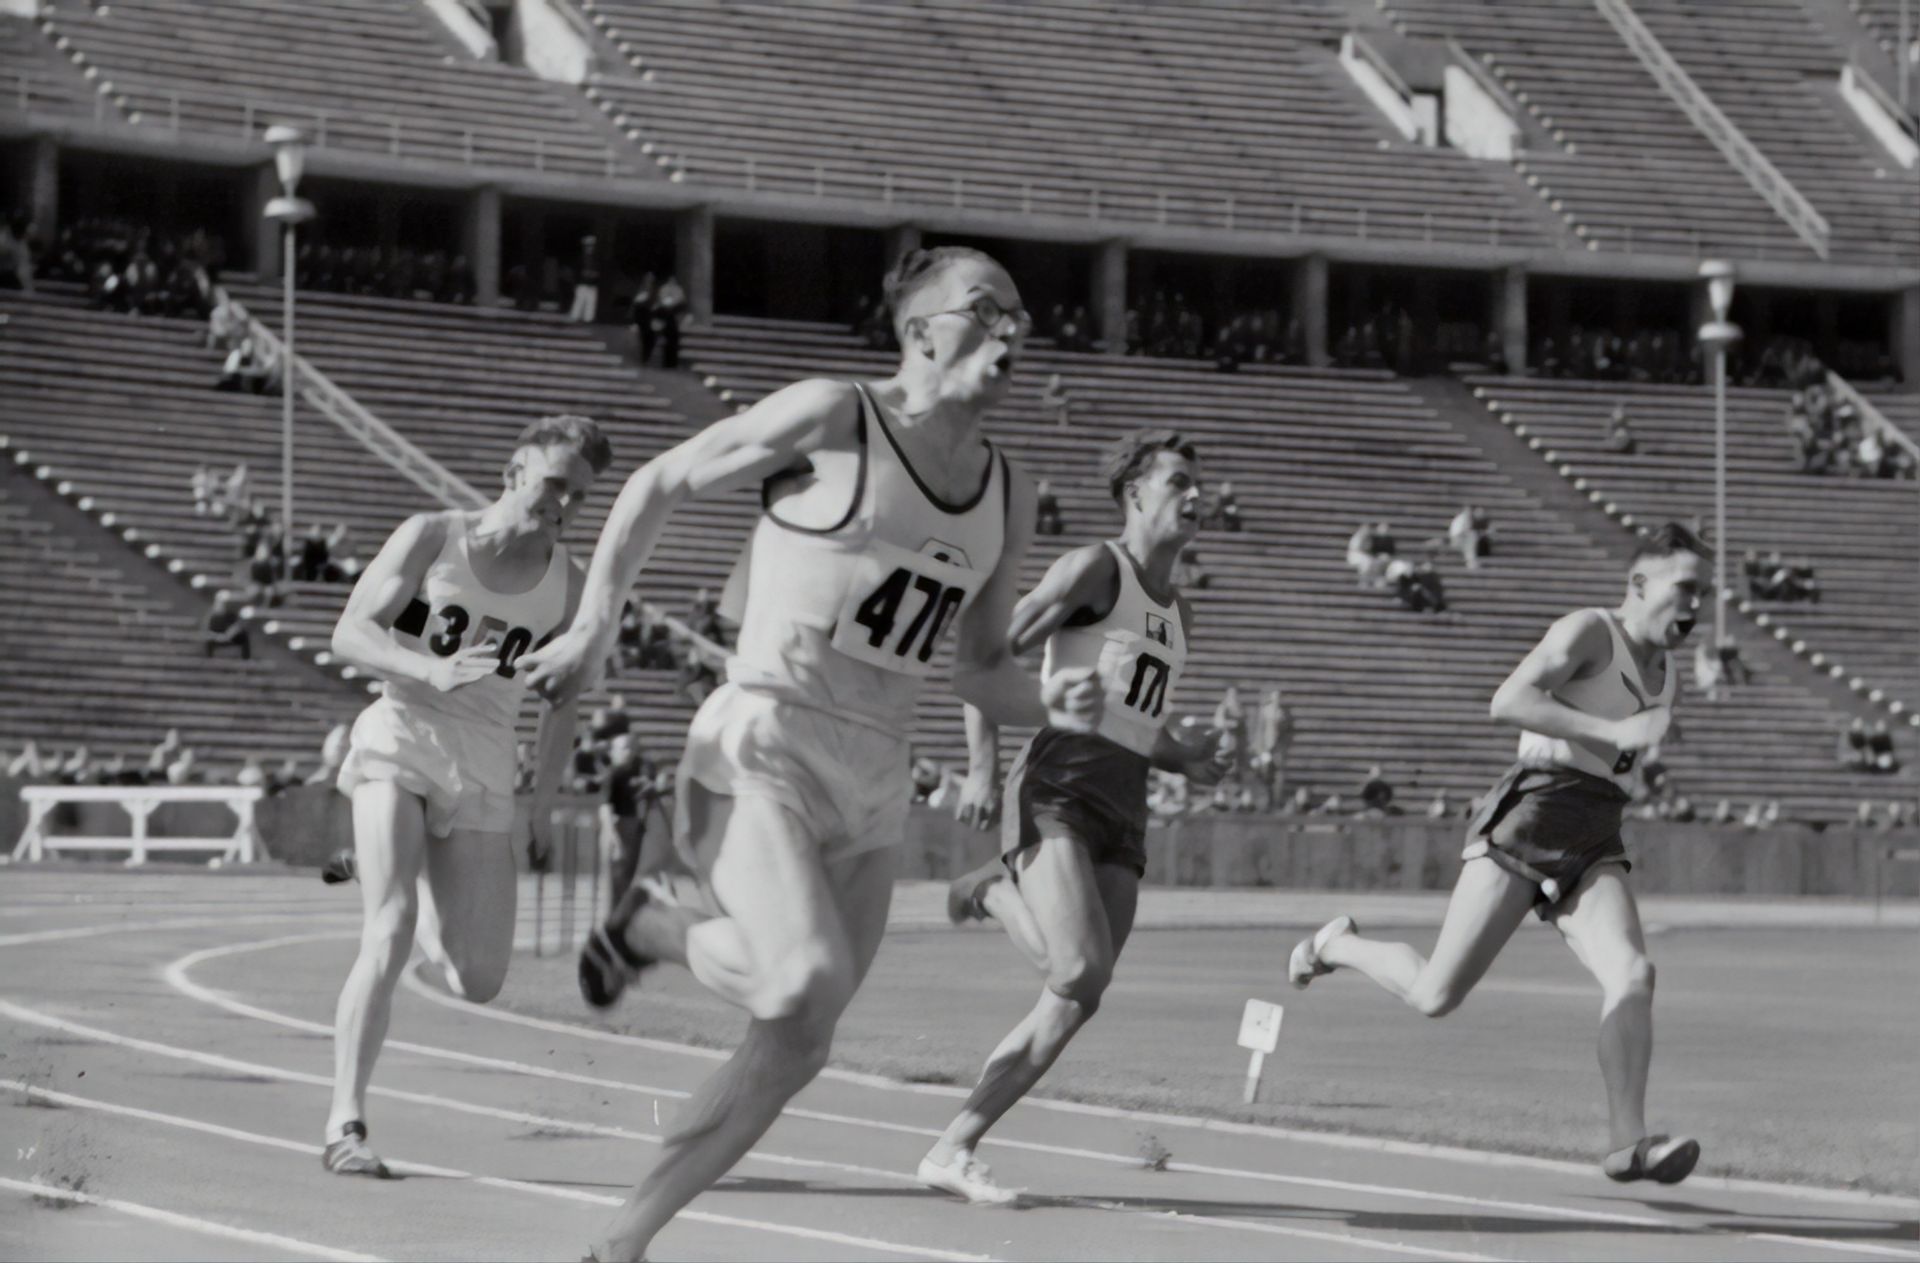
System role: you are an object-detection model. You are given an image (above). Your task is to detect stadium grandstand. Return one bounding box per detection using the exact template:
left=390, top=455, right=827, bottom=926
left=2, top=0, right=1916, bottom=830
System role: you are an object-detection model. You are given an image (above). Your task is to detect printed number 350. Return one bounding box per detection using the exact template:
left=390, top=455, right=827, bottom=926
left=853, top=568, right=965, bottom=664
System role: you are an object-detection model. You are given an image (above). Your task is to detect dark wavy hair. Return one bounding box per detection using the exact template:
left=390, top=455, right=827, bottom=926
left=512, top=413, right=613, bottom=475
left=1102, top=429, right=1198, bottom=506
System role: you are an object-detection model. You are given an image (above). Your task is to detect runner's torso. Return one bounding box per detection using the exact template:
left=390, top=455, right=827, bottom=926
left=727, top=383, right=1008, bottom=733
left=1515, top=609, right=1673, bottom=790
left=381, top=517, right=571, bottom=733
left=1042, top=541, right=1188, bottom=758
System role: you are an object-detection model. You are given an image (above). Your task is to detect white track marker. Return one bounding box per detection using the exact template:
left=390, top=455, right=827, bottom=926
left=0, top=1173, right=384, bottom=1262
left=1237, top=999, right=1283, bottom=1105
left=0, top=1080, right=991, bottom=1263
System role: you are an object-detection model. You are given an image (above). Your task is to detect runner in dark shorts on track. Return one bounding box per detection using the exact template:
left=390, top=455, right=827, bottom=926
left=1288, top=523, right=1710, bottom=1186
left=923, top=430, right=1230, bottom=1205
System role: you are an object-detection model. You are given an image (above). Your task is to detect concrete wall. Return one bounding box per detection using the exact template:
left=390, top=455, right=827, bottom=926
left=6, top=779, right=1914, bottom=897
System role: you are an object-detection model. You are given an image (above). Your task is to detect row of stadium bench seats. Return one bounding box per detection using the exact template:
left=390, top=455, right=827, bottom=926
left=0, top=480, right=358, bottom=770
left=30, top=0, right=639, bottom=177
left=580, top=0, right=1557, bottom=246
left=684, top=315, right=1910, bottom=819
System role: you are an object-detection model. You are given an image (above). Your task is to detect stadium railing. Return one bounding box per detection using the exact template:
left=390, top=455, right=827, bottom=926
left=13, top=784, right=264, bottom=865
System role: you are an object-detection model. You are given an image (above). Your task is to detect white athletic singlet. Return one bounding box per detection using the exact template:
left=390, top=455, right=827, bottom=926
left=725, top=382, right=1008, bottom=734
left=1042, top=541, right=1188, bottom=758
left=380, top=518, right=572, bottom=733
left=1514, top=609, right=1674, bottom=791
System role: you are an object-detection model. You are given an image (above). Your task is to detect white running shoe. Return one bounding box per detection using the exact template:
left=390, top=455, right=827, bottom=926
left=918, top=1150, right=1021, bottom=1206
left=1287, top=915, right=1358, bottom=990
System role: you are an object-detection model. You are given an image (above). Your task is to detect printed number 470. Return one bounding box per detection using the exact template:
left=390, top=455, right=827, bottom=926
left=854, top=568, right=964, bottom=663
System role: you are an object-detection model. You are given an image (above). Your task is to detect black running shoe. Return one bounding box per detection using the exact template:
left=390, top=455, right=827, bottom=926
left=578, top=879, right=660, bottom=1009
left=320, top=848, right=357, bottom=886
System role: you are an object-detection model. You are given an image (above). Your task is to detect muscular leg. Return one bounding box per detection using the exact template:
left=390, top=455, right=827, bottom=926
left=327, top=782, right=428, bottom=1139
left=979, top=872, right=1052, bottom=973
left=928, top=841, right=1137, bottom=1167
left=591, top=803, right=894, bottom=1263
left=1551, top=864, right=1655, bottom=1150
left=1318, top=857, right=1537, bottom=1017
left=414, top=828, right=518, bottom=1003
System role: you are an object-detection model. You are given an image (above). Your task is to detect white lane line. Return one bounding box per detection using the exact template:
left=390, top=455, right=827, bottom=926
left=398, top=957, right=1920, bottom=1214
left=1053, top=1196, right=1500, bottom=1262
left=0, top=913, right=353, bottom=949
left=173, top=938, right=1920, bottom=1261
left=1743, top=1233, right=1920, bottom=1260
left=0, top=1173, right=384, bottom=1262
left=0, top=1080, right=990, bottom=1263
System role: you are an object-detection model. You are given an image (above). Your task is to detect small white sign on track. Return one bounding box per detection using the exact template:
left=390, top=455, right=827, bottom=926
left=1237, top=998, right=1283, bottom=1104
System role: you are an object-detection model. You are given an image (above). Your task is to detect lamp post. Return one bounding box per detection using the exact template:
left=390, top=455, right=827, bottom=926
left=262, top=125, right=315, bottom=562
left=1696, top=260, right=1742, bottom=652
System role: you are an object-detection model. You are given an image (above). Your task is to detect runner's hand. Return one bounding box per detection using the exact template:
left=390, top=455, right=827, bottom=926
left=954, top=768, right=1000, bottom=831
left=1610, top=707, right=1672, bottom=752
left=520, top=624, right=608, bottom=702
left=425, top=643, right=499, bottom=692
left=1181, top=728, right=1235, bottom=788
left=1043, top=666, right=1103, bottom=733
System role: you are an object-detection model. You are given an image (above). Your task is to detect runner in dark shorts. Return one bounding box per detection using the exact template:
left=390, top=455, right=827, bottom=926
left=1003, top=728, right=1150, bottom=879
left=1464, top=764, right=1631, bottom=916
left=1286, top=523, right=1710, bottom=1187
left=920, top=431, right=1229, bottom=1207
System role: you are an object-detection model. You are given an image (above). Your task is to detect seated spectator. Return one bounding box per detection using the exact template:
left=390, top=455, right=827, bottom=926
left=910, top=756, right=942, bottom=804
left=1717, top=632, right=1753, bottom=686
left=1447, top=505, right=1489, bottom=570
left=1425, top=788, right=1449, bottom=820
left=1741, top=800, right=1780, bottom=830
left=216, top=336, right=279, bottom=394
left=1358, top=766, right=1395, bottom=815
left=631, top=606, right=675, bottom=670
left=1212, top=685, right=1247, bottom=769
left=306, top=723, right=350, bottom=787
left=1173, top=545, right=1210, bottom=590
left=1692, top=639, right=1726, bottom=703
left=323, top=522, right=361, bottom=582
left=6, top=740, right=49, bottom=781
left=207, top=293, right=243, bottom=351
left=1885, top=801, right=1913, bottom=830
left=1039, top=373, right=1072, bottom=427
left=1857, top=428, right=1889, bottom=480
left=1213, top=482, right=1242, bottom=533
left=1035, top=479, right=1063, bottom=537
left=1604, top=402, right=1636, bottom=454
left=221, top=464, right=252, bottom=525
left=241, top=542, right=286, bottom=608
left=1667, top=795, right=1697, bottom=823
left=235, top=756, right=267, bottom=789
left=165, top=747, right=198, bottom=786
left=1868, top=720, right=1899, bottom=773
left=192, top=464, right=217, bottom=517
left=1147, top=768, right=1189, bottom=817
left=592, top=694, right=633, bottom=742
left=203, top=592, right=251, bottom=659
left=1710, top=798, right=1735, bottom=825
left=1784, top=558, right=1820, bottom=604
left=1390, top=556, right=1446, bottom=613
left=1840, top=718, right=1873, bottom=772
left=654, top=274, right=687, bottom=368
left=144, top=728, right=182, bottom=782
left=1347, top=522, right=1388, bottom=587
left=292, top=522, right=332, bottom=582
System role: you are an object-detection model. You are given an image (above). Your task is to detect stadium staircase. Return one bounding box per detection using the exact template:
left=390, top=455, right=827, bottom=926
left=684, top=316, right=1910, bottom=821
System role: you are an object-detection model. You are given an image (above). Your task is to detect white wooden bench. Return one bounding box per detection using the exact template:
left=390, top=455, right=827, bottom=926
left=12, top=785, right=265, bottom=865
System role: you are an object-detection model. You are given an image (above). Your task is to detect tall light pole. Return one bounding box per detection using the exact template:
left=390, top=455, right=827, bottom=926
left=262, top=125, right=315, bottom=564
left=1696, top=260, right=1741, bottom=652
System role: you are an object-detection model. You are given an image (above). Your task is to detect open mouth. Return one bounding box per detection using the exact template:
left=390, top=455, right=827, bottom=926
left=1674, top=617, right=1697, bottom=639
left=991, top=350, right=1015, bottom=377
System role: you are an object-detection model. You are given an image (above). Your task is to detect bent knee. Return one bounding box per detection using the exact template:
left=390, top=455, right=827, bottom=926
left=1406, top=981, right=1466, bottom=1019
left=441, top=953, right=509, bottom=1004
left=748, top=952, right=854, bottom=1024
left=1603, top=955, right=1656, bottom=1002
left=1045, top=955, right=1113, bottom=1015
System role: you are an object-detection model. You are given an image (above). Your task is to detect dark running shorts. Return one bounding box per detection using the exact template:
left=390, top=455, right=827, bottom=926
left=1463, top=762, right=1632, bottom=919
left=1002, top=727, right=1151, bottom=878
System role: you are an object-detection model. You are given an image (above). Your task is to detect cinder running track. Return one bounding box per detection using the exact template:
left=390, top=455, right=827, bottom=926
left=3, top=870, right=1916, bottom=1262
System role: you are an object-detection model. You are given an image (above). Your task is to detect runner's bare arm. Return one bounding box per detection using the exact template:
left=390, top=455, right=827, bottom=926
left=520, top=378, right=857, bottom=697
left=957, top=704, right=1000, bottom=830
left=526, top=564, right=586, bottom=864
left=1148, top=594, right=1227, bottom=781
left=1490, top=609, right=1666, bottom=750
left=1006, top=543, right=1117, bottom=656
left=954, top=470, right=1100, bottom=730
left=330, top=512, right=496, bottom=690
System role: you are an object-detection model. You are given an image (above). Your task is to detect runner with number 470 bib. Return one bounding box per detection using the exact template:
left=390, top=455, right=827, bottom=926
left=518, top=247, right=1105, bottom=1262
left=1286, top=523, right=1710, bottom=1188
left=924, top=430, right=1232, bottom=1207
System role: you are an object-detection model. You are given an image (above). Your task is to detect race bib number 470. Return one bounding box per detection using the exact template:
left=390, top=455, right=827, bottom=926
left=829, top=541, right=985, bottom=677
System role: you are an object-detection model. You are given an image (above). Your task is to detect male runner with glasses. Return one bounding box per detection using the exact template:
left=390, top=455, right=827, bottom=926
left=520, top=247, right=1103, bottom=1262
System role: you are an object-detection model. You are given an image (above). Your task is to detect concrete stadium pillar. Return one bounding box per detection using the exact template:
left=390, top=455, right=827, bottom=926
left=1092, top=238, right=1128, bottom=354
left=1294, top=252, right=1329, bottom=367
left=26, top=135, right=58, bottom=238
left=465, top=186, right=501, bottom=307
left=675, top=204, right=714, bottom=321
left=883, top=224, right=921, bottom=269
left=1894, top=285, right=1920, bottom=389
left=1494, top=264, right=1527, bottom=375
left=248, top=162, right=281, bottom=280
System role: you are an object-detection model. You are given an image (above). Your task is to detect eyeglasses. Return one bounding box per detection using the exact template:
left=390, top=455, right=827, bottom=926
left=928, top=295, right=1032, bottom=339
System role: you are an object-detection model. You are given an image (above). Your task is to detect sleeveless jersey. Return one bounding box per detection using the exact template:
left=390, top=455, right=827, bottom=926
left=381, top=519, right=572, bottom=733
left=1042, top=541, right=1188, bottom=758
left=1514, top=609, right=1674, bottom=791
left=726, top=382, right=1008, bottom=734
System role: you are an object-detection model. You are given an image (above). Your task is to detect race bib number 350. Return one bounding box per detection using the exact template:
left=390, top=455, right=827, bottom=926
left=829, top=541, right=985, bottom=677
